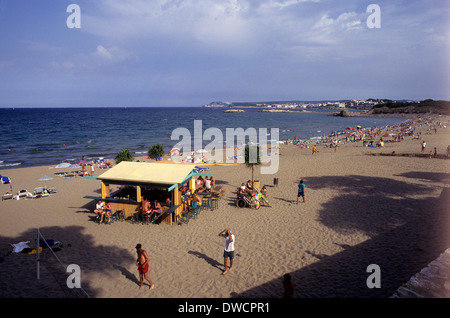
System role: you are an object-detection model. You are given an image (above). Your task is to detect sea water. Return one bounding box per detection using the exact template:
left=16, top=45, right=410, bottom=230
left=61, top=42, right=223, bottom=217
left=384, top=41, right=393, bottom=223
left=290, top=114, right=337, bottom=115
left=0, top=107, right=407, bottom=169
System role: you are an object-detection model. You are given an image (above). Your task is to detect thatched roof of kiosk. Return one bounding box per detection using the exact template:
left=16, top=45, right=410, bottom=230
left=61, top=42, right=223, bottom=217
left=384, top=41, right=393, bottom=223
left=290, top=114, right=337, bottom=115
left=97, top=161, right=195, bottom=187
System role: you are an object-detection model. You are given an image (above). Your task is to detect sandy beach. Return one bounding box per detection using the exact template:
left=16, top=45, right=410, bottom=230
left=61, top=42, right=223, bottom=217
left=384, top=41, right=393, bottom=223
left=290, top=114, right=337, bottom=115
left=1, top=114, right=449, bottom=299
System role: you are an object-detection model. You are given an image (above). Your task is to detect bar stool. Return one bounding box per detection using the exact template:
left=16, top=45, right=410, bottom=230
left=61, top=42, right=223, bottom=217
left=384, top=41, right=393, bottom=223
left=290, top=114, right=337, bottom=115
left=210, top=198, right=218, bottom=210
left=202, top=197, right=209, bottom=209
left=115, top=210, right=125, bottom=221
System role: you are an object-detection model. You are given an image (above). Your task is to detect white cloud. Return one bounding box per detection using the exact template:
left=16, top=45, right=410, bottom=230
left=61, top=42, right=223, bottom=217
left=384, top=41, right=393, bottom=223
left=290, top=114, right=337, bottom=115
left=90, top=45, right=137, bottom=64
left=314, top=11, right=363, bottom=32
left=81, top=0, right=368, bottom=55
left=45, top=44, right=137, bottom=75
left=83, top=0, right=255, bottom=49
left=260, top=0, right=319, bottom=10
left=52, top=0, right=450, bottom=100
left=94, top=45, right=113, bottom=60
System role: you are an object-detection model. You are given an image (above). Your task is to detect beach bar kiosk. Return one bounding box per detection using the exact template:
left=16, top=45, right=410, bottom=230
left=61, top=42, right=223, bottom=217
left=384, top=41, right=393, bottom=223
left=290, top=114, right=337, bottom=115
left=94, top=161, right=208, bottom=225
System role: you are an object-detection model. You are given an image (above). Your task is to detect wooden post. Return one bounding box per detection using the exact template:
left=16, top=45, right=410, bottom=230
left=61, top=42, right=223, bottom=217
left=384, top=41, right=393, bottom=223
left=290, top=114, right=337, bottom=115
left=136, top=186, right=142, bottom=203
left=189, top=177, right=195, bottom=193
left=101, top=182, right=108, bottom=199
left=173, top=187, right=180, bottom=222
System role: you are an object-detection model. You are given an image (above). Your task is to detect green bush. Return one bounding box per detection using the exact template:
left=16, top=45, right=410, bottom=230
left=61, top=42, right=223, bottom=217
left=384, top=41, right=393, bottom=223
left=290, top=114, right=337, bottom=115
left=115, top=148, right=134, bottom=164
left=148, top=144, right=165, bottom=160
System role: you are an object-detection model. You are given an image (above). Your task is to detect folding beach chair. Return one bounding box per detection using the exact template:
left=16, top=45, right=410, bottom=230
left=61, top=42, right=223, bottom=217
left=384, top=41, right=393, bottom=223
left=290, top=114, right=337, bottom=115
left=1, top=175, right=11, bottom=184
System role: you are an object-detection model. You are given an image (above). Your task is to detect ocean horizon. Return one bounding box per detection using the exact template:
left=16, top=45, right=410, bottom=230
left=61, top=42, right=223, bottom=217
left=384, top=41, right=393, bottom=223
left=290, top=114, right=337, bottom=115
left=0, top=107, right=408, bottom=169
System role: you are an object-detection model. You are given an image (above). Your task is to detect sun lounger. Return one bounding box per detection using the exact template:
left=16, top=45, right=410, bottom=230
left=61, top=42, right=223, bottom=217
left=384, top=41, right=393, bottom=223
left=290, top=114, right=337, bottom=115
left=34, top=187, right=49, bottom=197
left=193, top=166, right=209, bottom=172
left=47, top=187, right=57, bottom=194
left=1, top=176, right=11, bottom=184
left=2, top=193, right=13, bottom=201
left=15, top=189, right=34, bottom=199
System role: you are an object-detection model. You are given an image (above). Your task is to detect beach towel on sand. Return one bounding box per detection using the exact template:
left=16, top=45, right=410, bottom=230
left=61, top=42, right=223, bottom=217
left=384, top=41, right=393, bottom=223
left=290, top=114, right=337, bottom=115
left=11, top=241, right=30, bottom=253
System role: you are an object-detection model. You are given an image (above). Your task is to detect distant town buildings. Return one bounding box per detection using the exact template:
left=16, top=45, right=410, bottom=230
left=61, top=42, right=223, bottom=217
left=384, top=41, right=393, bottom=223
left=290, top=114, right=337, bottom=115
left=203, top=99, right=414, bottom=110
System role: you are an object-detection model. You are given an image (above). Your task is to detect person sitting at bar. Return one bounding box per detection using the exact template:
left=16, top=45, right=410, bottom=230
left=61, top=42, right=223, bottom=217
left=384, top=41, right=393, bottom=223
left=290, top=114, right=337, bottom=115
left=193, top=193, right=202, bottom=207
left=205, top=177, right=212, bottom=192
left=100, top=202, right=112, bottom=224
left=196, top=176, right=205, bottom=190
left=210, top=176, right=215, bottom=190
left=142, top=197, right=151, bottom=217
left=94, top=200, right=104, bottom=220
left=149, top=200, right=162, bottom=221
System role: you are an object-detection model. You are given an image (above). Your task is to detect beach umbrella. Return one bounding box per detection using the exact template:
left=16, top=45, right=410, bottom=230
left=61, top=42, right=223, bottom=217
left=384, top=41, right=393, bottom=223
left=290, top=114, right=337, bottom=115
left=55, top=162, right=71, bottom=169
left=38, top=176, right=53, bottom=181
left=346, top=127, right=355, bottom=130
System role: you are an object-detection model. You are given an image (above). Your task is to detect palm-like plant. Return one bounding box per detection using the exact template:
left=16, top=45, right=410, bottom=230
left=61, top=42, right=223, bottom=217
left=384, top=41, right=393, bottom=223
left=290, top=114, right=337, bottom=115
left=148, top=144, right=165, bottom=160
left=115, top=148, right=134, bottom=164
left=244, top=145, right=261, bottom=192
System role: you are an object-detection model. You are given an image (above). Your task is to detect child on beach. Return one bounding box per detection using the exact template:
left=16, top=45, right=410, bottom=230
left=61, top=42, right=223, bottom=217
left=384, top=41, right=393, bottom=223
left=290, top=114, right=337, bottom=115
left=297, top=180, right=305, bottom=204
left=283, top=273, right=294, bottom=298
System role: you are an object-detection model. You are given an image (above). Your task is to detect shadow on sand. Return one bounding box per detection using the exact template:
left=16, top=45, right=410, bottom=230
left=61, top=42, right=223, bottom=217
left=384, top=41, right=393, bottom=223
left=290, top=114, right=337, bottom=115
left=0, top=225, right=136, bottom=298
left=234, top=174, right=450, bottom=298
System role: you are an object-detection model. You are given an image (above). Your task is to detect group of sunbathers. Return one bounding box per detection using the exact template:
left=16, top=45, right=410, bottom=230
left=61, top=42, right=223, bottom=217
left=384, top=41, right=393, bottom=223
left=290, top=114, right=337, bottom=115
left=239, top=180, right=268, bottom=197
left=94, top=200, right=112, bottom=224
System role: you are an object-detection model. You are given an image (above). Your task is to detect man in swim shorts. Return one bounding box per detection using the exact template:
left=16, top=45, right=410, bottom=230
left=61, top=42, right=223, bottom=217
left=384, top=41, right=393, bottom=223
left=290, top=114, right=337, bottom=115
left=135, top=244, right=154, bottom=289
left=218, top=228, right=235, bottom=275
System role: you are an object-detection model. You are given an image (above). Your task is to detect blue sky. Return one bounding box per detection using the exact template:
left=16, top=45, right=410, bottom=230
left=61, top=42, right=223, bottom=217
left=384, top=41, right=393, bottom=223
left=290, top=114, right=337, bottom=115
left=0, top=0, right=448, bottom=107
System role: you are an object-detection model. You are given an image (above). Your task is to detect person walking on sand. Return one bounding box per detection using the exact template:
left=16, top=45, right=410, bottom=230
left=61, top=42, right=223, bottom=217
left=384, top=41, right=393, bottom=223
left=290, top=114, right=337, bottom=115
left=135, top=244, right=155, bottom=289
left=297, top=179, right=305, bottom=204
left=218, top=228, right=235, bottom=275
